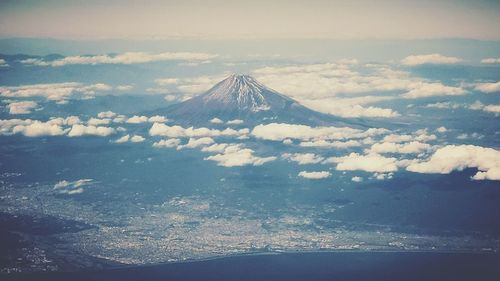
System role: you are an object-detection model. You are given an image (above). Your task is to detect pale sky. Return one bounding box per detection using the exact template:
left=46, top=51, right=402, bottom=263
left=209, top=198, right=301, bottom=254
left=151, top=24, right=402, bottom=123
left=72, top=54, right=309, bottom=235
left=1, top=0, right=499, bottom=40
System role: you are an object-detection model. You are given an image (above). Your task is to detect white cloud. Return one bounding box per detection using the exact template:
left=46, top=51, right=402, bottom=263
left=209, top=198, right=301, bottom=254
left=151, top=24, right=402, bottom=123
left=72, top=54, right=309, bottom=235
left=372, top=172, right=394, bottom=180
left=401, top=54, right=463, bottom=66
left=116, top=85, right=134, bottom=91
left=251, top=62, right=467, bottom=120
left=425, top=102, right=461, bottom=109
left=0, top=82, right=113, bottom=102
left=0, top=58, right=9, bottom=67
left=210, top=118, right=223, bottom=124
left=114, top=134, right=130, bottom=143
left=474, top=81, right=500, bottom=93
left=0, top=117, right=80, bottom=137
left=54, top=179, right=93, bottom=194
left=483, top=105, right=500, bottom=114
left=481, top=58, right=500, bottom=64
left=149, top=122, right=249, bottom=138
left=87, top=117, right=111, bottom=126
left=12, top=121, right=67, bottom=137
left=468, top=100, right=500, bottom=114
left=97, top=111, right=117, bottom=118
left=298, top=171, right=331, bottom=179
left=351, top=176, right=363, bottom=182
left=368, top=141, right=432, bottom=154
left=406, top=145, right=500, bottom=180
left=21, top=52, right=218, bottom=67
left=436, top=126, right=447, bottom=133
left=227, top=119, right=244, bottom=125
left=148, top=115, right=168, bottom=123
left=325, top=153, right=399, bottom=173
left=7, top=101, right=38, bottom=114
left=382, top=134, right=412, bottom=143
left=253, top=63, right=411, bottom=99
left=299, top=139, right=362, bottom=149
left=299, top=98, right=400, bottom=118
left=130, top=135, right=145, bottom=143
left=152, top=138, right=181, bottom=148
left=155, top=74, right=227, bottom=95
left=401, top=82, right=465, bottom=99
left=251, top=123, right=388, bottom=142
left=126, top=115, right=149, bottom=124
left=282, top=153, right=324, bottom=165
left=178, top=137, right=214, bottom=149
left=112, top=115, right=127, bottom=123
left=204, top=146, right=276, bottom=167
left=201, top=143, right=243, bottom=153
left=67, top=124, right=115, bottom=137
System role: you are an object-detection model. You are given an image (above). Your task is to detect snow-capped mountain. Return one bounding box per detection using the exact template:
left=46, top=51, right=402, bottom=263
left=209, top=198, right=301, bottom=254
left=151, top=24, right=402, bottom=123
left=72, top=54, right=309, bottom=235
left=155, top=74, right=358, bottom=126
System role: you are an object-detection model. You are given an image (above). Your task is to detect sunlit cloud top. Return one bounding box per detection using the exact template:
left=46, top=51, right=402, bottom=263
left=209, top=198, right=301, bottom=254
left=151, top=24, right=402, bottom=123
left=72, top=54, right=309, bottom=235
left=0, top=0, right=499, bottom=40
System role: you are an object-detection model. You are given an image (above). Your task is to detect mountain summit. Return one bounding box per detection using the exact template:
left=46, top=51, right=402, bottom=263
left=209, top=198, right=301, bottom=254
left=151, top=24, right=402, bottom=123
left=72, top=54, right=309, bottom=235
left=200, top=74, right=274, bottom=113
left=156, top=74, right=354, bottom=126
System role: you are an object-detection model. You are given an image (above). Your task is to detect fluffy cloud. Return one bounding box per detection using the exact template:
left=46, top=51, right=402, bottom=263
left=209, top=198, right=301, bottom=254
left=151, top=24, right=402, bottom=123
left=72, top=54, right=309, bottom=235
left=87, top=118, right=111, bottom=126
left=474, top=81, right=500, bottom=93
left=299, top=98, right=400, bottom=118
left=282, top=153, right=325, bottom=165
left=154, top=74, right=227, bottom=95
left=251, top=123, right=388, bottom=142
left=0, top=58, right=9, bottom=67
left=227, top=119, right=244, bottom=125
left=67, top=124, right=115, bottom=137
left=481, top=58, right=500, bottom=64
left=97, top=111, right=117, bottom=118
left=250, top=62, right=467, bottom=119
left=126, top=115, right=149, bottom=124
left=368, top=141, right=432, bottom=154
left=178, top=137, right=215, bottom=149
left=54, top=179, right=93, bottom=194
left=325, top=153, right=399, bottom=173
left=468, top=100, right=500, bottom=114
left=149, top=122, right=249, bottom=138
left=351, top=176, right=363, bottom=182
left=299, top=139, right=362, bottom=149
left=298, top=171, right=331, bottom=179
left=425, top=102, right=461, bottom=109
left=115, top=134, right=130, bottom=143
left=436, top=126, right=447, bottom=133
left=152, top=138, right=181, bottom=148
left=0, top=117, right=82, bottom=135
left=201, top=143, right=243, bottom=153
left=401, top=82, right=465, bottom=99
left=210, top=118, right=223, bottom=124
left=7, top=101, right=38, bottom=114
left=21, top=52, right=218, bottom=67
left=0, top=82, right=113, bottom=102
left=406, top=145, right=500, bottom=180
left=204, top=145, right=276, bottom=167
left=401, top=54, right=463, bottom=66
left=116, top=85, right=134, bottom=91
left=130, top=135, right=145, bottom=143
left=11, top=121, right=67, bottom=137
left=148, top=115, right=168, bottom=123
left=253, top=63, right=411, bottom=99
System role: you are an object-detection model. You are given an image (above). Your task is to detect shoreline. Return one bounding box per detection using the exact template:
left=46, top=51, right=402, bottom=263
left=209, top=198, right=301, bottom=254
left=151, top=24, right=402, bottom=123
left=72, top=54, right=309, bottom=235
left=17, top=248, right=500, bottom=274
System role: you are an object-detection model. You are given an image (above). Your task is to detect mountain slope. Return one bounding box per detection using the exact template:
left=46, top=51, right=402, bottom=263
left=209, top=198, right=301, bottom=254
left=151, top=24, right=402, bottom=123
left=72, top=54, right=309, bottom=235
left=153, top=74, right=363, bottom=127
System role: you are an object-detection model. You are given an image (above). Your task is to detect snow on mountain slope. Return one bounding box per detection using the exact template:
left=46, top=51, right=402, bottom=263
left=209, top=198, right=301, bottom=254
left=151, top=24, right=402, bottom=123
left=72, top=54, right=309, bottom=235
left=153, top=74, right=365, bottom=127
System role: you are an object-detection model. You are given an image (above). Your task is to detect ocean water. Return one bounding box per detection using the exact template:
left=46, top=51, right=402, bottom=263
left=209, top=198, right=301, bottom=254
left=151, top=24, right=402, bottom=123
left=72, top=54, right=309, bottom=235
left=4, top=251, right=500, bottom=281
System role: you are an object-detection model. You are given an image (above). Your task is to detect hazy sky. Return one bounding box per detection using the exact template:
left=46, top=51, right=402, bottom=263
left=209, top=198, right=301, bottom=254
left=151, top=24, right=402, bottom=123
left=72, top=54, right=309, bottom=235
left=1, top=0, right=499, bottom=40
